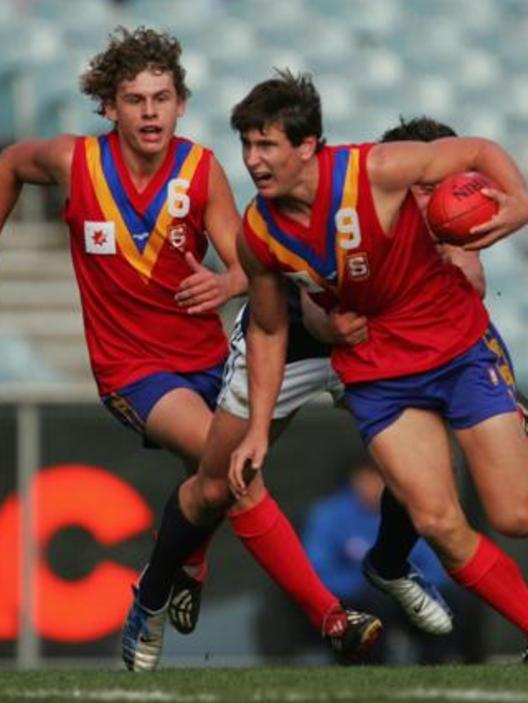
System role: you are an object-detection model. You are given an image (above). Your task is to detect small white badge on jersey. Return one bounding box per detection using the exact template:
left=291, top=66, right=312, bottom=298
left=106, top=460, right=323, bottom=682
left=84, top=221, right=116, bottom=255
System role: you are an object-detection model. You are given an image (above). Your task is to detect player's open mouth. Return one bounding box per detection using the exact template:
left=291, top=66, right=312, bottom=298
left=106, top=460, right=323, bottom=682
left=140, top=126, right=163, bottom=139
left=253, top=173, right=273, bottom=187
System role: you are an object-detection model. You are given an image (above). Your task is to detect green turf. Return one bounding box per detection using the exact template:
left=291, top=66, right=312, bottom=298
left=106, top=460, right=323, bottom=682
left=1, top=664, right=528, bottom=702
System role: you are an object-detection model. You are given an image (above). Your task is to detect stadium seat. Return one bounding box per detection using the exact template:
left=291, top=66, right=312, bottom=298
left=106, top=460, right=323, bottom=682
left=0, top=0, right=527, bottom=389
left=0, top=335, right=60, bottom=382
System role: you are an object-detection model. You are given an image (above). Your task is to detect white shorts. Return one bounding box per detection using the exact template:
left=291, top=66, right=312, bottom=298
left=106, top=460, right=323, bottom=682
left=218, top=310, right=344, bottom=420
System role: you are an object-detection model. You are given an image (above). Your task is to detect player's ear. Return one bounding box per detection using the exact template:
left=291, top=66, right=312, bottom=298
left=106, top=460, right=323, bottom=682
left=299, top=135, right=318, bottom=161
left=104, top=101, right=117, bottom=124
left=176, top=97, right=186, bottom=118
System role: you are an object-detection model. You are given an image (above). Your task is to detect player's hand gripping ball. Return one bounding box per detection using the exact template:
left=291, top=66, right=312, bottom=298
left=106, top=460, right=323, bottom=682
left=426, top=171, right=499, bottom=245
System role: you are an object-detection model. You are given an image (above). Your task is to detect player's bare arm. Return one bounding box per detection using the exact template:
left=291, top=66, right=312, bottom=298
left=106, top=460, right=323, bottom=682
left=228, top=233, right=288, bottom=498
left=368, top=137, right=528, bottom=248
left=300, top=289, right=369, bottom=345
left=175, top=156, right=247, bottom=314
left=0, top=135, right=74, bottom=229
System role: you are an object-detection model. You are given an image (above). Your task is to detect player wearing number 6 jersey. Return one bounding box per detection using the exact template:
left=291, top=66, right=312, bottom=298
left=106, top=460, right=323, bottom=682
left=67, top=128, right=229, bottom=394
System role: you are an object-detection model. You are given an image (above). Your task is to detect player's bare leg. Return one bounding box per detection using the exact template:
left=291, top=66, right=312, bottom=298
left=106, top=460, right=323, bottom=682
left=122, top=388, right=214, bottom=671
left=370, top=408, right=528, bottom=640
left=145, top=387, right=211, bottom=467
left=182, top=408, right=382, bottom=662
left=456, top=411, right=528, bottom=658
left=369, top=409, right=476, bottom=568
left=363, top=409, right=467, bottom=634
left=456, top=412, right=528, bottom=537
left=123, top=392, right=263, bottom=670
left=123, top=395, right=381, bottom=669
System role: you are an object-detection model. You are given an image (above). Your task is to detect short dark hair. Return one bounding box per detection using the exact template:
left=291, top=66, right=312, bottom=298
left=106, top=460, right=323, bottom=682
left=80, top=26, right=191, bottom=115
left=380, top=116, right=457, bottom=143
left=230, top=69, right=325, bottom=151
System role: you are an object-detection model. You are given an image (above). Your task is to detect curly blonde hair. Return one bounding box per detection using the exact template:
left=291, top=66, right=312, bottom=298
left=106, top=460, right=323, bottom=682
left=80, top=26, right=191, bottom=115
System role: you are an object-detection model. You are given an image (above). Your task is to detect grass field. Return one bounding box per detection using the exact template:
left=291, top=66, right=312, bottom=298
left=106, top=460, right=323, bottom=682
left=1, top=664, right=528, bottom=703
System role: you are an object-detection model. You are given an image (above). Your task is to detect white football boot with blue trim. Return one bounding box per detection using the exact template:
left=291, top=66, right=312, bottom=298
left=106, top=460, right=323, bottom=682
left=362, top=556, right=453, bottom=635
left=121, top=585, right=170, bottom=672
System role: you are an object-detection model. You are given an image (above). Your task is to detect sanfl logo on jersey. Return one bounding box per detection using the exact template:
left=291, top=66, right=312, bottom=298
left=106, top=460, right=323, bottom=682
left=346, top=253, right=370, bottom=281
left=168, top=223, right=188, bottom=253
left=84, top=221, right=116, bottom=255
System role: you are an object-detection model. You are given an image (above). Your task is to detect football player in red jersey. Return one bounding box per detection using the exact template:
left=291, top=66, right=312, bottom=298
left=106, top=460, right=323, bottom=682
left=0, top=30, right=383, bottom=671
left=149, top=69, right=528, bottom=659
left=361, top=116, right=528, bottom=614
left=228, top=71, right=528, bottom=656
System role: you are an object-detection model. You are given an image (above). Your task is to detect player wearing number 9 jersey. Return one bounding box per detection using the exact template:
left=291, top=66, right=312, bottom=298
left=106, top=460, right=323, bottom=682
left=243, top=140, right=488, bottom=384
left=228, top=70, right=528, bottom=656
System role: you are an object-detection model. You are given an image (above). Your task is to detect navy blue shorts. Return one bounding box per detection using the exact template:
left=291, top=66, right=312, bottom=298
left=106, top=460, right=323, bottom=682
left=102, top=365, right=225, bottom=437
left=344, top=324, right=518, bottom=446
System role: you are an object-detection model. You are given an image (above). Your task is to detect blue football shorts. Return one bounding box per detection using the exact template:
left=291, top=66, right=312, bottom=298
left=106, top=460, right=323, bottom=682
left=102, top=364, right=225, bottom=438
left=344, top=323, right=518, bottom=446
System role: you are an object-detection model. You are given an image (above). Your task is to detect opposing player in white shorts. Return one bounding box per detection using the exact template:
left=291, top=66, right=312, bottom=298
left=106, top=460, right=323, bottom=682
left=216, top=281, right=454, bottom=636
left=219, top=286, right=344, bottom=421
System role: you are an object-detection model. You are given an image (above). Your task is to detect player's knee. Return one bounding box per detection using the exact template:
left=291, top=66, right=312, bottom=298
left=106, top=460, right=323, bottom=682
left=199, top=477, right=232, bottom=514
left=488, top=504, right=528, bottom=537
left=412, top=507, right=464, bottom=545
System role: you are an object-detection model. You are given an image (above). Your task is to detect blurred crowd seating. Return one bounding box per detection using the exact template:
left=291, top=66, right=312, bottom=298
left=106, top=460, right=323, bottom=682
left=0, top=0, right=527, bottom=386
left=0, top=220, right=89, bottom=382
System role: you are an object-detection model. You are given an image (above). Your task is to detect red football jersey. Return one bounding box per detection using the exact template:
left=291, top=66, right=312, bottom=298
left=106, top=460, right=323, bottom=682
left=64, top=132, right=227, bottom=394
left=243, top=143, right=489, bottom=383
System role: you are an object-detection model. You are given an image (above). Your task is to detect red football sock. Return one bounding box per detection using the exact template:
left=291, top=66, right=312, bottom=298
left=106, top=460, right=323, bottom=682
left=229, top=492, right=339, bottom=630
left=449, top=534, right=528, bottom=633
left=182, top=536, right=214, bottom=582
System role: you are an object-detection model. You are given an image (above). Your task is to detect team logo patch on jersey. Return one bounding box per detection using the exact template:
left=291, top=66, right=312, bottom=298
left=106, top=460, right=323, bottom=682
left=84, top=221, right=116, bottom=255
left=346, top=253, right=370, bottom=281
left=168, top=223, right=188, bottom=252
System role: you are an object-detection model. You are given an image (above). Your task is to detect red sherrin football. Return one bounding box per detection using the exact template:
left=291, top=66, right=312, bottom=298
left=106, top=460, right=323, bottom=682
left=426, top=171, right=498, bottom=245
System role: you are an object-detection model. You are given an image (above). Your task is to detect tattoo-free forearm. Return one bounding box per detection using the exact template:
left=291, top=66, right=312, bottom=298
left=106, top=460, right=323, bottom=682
left=246, top=317, right=287, bottom=434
